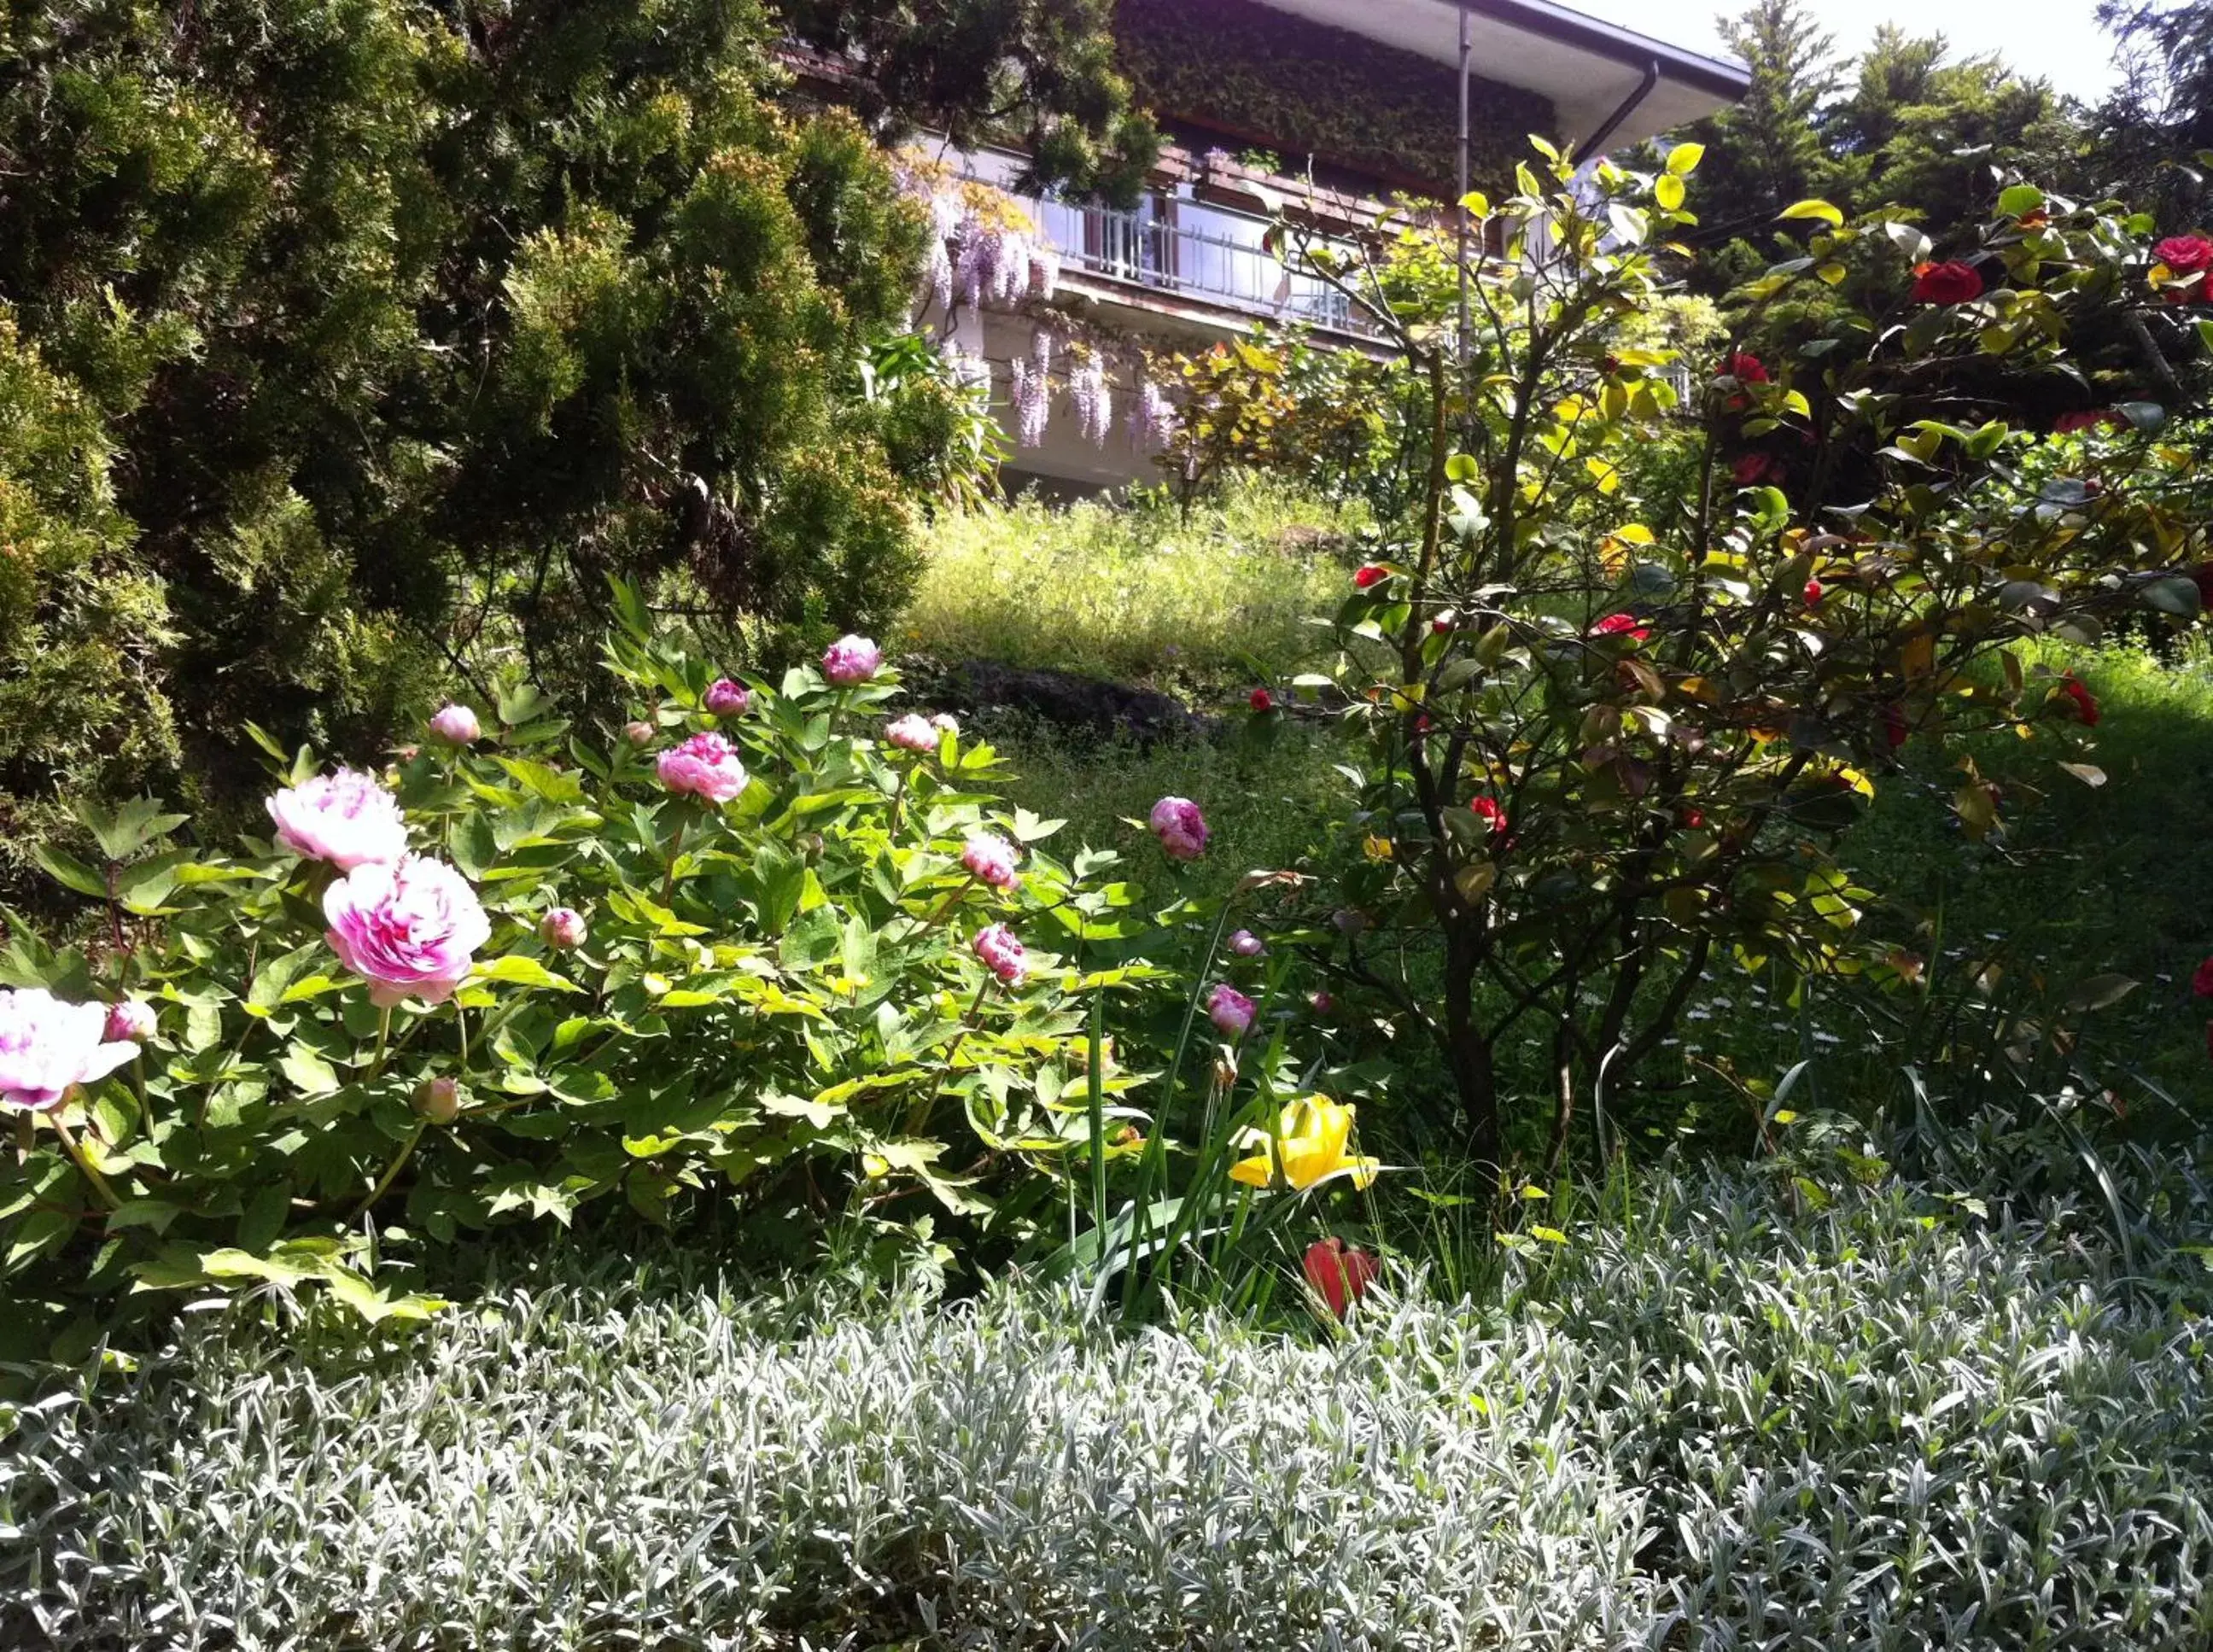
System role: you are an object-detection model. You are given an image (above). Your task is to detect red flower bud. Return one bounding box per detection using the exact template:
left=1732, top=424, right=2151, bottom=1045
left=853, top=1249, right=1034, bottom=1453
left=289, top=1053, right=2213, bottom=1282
left=1912, top=260, right=1984, bottom=305
left=1303, top=1236, right=1380, bottom=1320
left=1353, top=563, right=1388, bottom=590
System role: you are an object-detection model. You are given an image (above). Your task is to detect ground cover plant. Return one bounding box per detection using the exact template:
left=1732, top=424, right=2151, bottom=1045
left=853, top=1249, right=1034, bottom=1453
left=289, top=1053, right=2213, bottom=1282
left=6, top=1141, right=2210, bottom=1650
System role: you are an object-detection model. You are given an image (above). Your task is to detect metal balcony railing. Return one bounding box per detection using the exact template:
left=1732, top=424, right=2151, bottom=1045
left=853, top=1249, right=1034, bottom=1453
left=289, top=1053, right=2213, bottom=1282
left=984, top=180, right=1383, bottom=338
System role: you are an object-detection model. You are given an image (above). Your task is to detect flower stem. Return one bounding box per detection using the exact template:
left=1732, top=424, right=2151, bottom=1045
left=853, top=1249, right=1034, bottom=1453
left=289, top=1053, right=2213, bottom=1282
left=369, top=1004, right=393, bottom=1080
left=50, top=1112, right=121, bottom=1211
left=661, top=815, right=690, bottom=907
left=351, top=1119, right=428, bottom=1221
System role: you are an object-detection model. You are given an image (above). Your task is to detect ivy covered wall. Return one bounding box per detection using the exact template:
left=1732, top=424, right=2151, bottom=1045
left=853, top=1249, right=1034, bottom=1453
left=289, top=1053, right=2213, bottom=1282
left=1114, top=0, right=1555, bottom=196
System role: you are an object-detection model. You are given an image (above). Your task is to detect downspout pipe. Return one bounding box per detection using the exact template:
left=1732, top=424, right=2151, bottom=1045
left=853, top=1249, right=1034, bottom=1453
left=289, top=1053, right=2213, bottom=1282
left=1574, top=57, right=1661, bottom=166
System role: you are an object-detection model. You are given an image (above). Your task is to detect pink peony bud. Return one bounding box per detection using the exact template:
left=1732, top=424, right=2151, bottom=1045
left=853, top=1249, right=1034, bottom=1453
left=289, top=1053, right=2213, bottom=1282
left=1206, top=983, right=1256, bottom=1038
left=821, top=634, right=882, bottom=686
left=1310, top=989, right=1335, bottom=1016
left=323, top=855, right=491, bottom=1007
left=1229, top=929, right=1265, bottom=958
left=106, top=999, right=158, bottom=1044
left=704, top=678, right=750, bottom=717
left=540, top=907, right=587, bottom=949
left=962, top=831, right=1020, bottom=890
left=973, top=923, right=1027, bottom=986
left=656, top=731, right=750, bottom=804
left=885, top=714, right=937, bottom=753
left=624, top=721, right=656, bottom=747
left=1148, top=796, right=1209, bottom=861
left=266, top=768, right=410, bottom=871
left=429, top=703, right=481, bottom=746
left=413, top=1075, right=461, bottom=1124
left=931, top=713, right=961, bottom=735
left=0, top=988, right=142, bottom=1112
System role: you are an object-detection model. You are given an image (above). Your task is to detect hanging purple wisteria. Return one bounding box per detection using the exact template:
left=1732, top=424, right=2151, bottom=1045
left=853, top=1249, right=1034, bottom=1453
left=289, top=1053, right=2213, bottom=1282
left=1069, top=351, right=1112, bottom=447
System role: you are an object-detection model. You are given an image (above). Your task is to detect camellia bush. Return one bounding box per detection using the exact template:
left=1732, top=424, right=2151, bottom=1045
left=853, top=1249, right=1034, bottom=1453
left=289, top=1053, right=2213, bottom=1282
left=1238, top=145, right=2213, bottom=1170
left=1, top=588, right=1382, bottom=1353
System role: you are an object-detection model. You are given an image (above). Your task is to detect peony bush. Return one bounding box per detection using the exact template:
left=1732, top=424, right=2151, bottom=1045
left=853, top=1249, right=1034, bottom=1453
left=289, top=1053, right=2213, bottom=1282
left=3, top=587, right=1239, bottom=1352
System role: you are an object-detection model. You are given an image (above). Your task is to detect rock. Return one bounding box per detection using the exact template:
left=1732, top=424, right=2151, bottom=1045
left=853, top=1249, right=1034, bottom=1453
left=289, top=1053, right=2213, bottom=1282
left=931, top=657, right=1206, bottom=747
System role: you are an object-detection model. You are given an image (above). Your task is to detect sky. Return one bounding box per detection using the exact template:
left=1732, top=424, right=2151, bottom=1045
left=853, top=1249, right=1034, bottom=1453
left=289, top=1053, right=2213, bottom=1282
left=1570, top=0, right=2125, bottom=102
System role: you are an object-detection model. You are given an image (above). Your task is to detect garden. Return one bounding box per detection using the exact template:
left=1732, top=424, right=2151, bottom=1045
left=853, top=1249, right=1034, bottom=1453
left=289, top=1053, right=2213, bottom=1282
left=6, top=1, right=2213, bottom=1647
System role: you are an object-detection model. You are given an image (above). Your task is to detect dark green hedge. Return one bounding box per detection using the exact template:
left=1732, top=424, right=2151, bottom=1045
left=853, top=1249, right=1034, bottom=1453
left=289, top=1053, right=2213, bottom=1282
left=1114, top=0, right=1552, bottom=195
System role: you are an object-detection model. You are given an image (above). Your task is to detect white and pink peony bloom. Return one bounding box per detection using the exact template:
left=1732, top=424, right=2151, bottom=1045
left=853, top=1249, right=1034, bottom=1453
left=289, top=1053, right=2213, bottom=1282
left=0, top=988, right=143, bottom=1112
left=885, top=714, right=938, bottom=753
left=1229, top=929, right=1266, bottom=958
left=429, top=703, right=481, bottom=745
left=973, top=923, right=1027, bottom=986
left=962, top=831, right=1020, bottom=890
left=822, top=635, right=883, bottom=686
left=106, top=999, right=158, bottom=1043
left=266, top=768, right=410, bottom=871
left=324, top=855, right=492, bottom=1007
left=1207, top=984, right=1256, bottom=1039
left=656, top=731, right=750, bottom=805
left=1148, top=796, right=1209, bottom=861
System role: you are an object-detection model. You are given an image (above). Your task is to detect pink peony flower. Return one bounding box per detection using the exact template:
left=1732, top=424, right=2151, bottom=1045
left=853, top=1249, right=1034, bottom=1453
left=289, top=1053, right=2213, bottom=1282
left=429, top=703, right=481, bottom=745
left=106, top=999, right=157, bottom=1044
left=1207, top=983, right=1256, bottom=1038
left=540, top=907, right=587, bottom=949
left=657, top=731, right=750, bottom=804
left=266, top=768, right=410, bottom=871
left=822, top=634, right=882, bottom=686
left=413, top=1074, right=460, bottom=1124
left=962, top=831, right=1020, bottom=890
left=323, top=855, right=492, bottom=1007
left=1229, top=928, right=1265, bottom=958
left=0, top=988, right=142, bottom=1112
left=973, top=923, right=1027, bottom=986
left=704, top=678, right=750, bottom=717
left=885, top=714, right=938, bottom=753
left=1149, top=796, right=1209, bottom=861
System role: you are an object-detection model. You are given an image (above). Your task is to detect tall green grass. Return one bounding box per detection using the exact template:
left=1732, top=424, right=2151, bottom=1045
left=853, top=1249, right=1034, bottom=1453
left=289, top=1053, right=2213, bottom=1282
left=902, top=476, right=1361, bottom=694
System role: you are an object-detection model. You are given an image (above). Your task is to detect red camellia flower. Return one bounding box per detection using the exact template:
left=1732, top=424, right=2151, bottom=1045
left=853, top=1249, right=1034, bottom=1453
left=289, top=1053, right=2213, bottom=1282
left=2155, top=235, right=2213, bottom=275
left=1353, top=563, right=1388, bottom=590
left=1303, top=1236, right=1380, bottom=1321
left=2058, top=674, right=2101, bottom=726
left=2053, top=409, right=2123, bottom=436
left=1722, top=351, right=1768, bottom=383
left=2191, top=957, right=2213, bottom=999
left=1912, top=260, right=1985, bottom=305
left=1682, top=808, right=1706, bottom=830
left=1250, top=687, right=1274, bottom=712
left=1591, top=612, right=1650, bottom=640
left=1803, top=579, right=1825, bottom=604
left=1731, top=452, right=1778, bottom=487
left=1882, top=703, right=1910, bottom=750
left=1470, top=794, right=1508, bottom=836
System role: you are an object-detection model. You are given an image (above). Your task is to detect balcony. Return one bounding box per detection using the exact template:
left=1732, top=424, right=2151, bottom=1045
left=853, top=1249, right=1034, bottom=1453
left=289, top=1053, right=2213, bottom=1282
left=961, top=158, right=1383, bottom=340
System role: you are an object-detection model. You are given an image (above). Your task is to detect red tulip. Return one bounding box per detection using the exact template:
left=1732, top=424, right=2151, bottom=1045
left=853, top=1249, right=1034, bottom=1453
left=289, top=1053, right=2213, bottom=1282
left=1912, top=260, right=1984, bottom=305
left=1303, top=1236, right=1380, bottom=1320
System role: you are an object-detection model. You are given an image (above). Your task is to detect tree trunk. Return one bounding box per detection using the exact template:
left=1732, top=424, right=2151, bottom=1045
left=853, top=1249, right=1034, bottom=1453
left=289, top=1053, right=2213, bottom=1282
left=1442, top=924, right=1502, bottom=1171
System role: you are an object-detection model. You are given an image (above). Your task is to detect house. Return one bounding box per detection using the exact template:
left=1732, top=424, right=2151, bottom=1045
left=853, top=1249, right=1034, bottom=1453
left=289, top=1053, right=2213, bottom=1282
left=893, top=0, right=1751, bottom=494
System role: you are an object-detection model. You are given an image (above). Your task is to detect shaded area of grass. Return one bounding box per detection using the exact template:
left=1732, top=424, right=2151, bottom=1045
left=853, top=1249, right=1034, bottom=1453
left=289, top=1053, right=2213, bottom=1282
left=902, top=476, right=1361, bottom=697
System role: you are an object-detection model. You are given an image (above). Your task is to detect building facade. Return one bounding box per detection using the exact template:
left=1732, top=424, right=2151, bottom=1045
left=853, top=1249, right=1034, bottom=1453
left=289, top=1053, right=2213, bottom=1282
left=882, top=0, right=1750, bottom=493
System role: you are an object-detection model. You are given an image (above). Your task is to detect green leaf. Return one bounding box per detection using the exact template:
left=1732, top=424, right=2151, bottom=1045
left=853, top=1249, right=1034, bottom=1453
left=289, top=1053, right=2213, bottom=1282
left=32, top=845, right=109, bottom=900
left=471, top=955, right=581, bottom=992
left=2064, top=973, right=2138, bottom=1013
left=279, top=1045, right=340, bottom=1096
left=779, top=907, right=841, bottom=972
left=1778, top=198, right=1844, bottom=227
left=1665, top=141, right=1704, bottom=176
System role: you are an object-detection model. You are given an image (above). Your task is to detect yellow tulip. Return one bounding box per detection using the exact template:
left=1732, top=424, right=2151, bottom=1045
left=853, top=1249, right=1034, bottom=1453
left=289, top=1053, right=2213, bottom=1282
left=1229, top=1095, right=1380, bottom=1191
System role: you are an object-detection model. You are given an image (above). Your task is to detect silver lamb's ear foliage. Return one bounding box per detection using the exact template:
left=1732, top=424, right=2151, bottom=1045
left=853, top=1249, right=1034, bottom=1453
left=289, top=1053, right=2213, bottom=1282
left=11, top=1154, right=2213, bottom=1649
